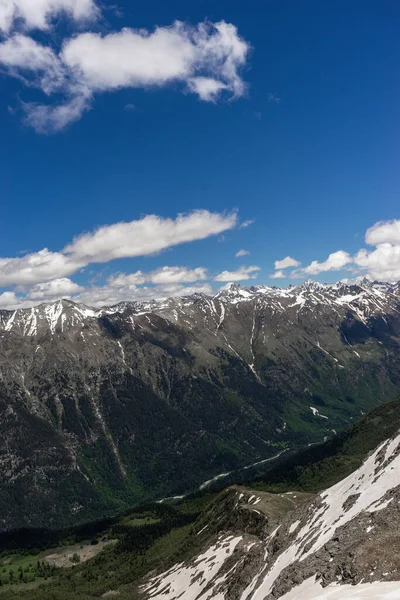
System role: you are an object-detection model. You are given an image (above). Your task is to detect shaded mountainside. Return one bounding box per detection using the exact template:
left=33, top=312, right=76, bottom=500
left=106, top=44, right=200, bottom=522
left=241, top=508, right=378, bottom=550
left=1, top=280, right=400, bottom=529
left=253, top=395, right=400, bottom=493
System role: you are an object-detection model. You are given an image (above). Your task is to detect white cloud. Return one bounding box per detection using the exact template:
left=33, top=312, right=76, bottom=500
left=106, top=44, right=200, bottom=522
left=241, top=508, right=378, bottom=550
left=0, top=210, right=234, bottom=286
left=0, top=20, right=249, bottom=132
left=297, top=250, right=352, bottom=276
left=23, top=91, right=92, bottom=133
left=365, top=220, right=400, bottom=246
left=0, top=248, right=84, bottom=286
left=350, top=219, right=400, bottom=282
left=150, top=266, right=207, bottom=284
left=187, top=77, right=227, bottom=101
left=0, top=266, right=211, bottom=309
left=354, top=244, right=400, bottom=282
left=0, top=291, right=20, bottom=309
left=61, top=26, right=196, bottom=90
left=284, top=219, right=400, bottom=283
left=0, top=34, right=58, bottom=71
left=61, top=20, right=248, bottom=95
left=235, top=249, right=250, bottom=257
left=274, top=256, right=300, bottom=269
left=270, top=270, right=286, bottom=279
left=108, top=266, right=208, bottom=287
left=107, top=271, right=147, bottom=287
left=0, top=281, right=215, bottom=310
left=65, top=210, right=237, bottom=263
left=0, top=0, right=97, bottom=34
left=214, top=265, right=260, bottom=282
left=240, top=219, right=255, bottom=228
left=27, top=277, right=83, bottom=299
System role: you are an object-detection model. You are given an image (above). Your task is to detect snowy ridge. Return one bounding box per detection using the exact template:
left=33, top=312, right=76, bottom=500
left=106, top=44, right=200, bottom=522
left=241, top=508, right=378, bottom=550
left=244, top=430, right=400, bottom=599
left=143, top=428, right=400, bottom=600
left=0, top=280, right=399, bottom=337
left=0, top=299, right=100, bottom=337
left=144, top=535, right=244, bottom=600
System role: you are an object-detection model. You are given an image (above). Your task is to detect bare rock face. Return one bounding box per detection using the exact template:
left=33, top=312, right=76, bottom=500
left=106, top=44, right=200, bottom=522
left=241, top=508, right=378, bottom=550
left=141, top=430, right=400, bottom=600
left=1, top=280, right=400, bottom=529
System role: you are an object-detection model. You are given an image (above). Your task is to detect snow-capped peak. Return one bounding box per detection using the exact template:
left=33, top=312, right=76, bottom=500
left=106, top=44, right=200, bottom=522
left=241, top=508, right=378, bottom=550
left=0, top=279, right=399, bottom=336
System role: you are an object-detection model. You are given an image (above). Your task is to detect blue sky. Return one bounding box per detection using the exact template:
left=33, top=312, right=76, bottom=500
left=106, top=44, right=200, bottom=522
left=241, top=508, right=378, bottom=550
left=0, top=0, right=399, bottom=308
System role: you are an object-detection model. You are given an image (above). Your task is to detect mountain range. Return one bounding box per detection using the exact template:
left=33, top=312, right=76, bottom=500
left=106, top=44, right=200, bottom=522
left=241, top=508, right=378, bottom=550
left=1, top=279, right=400, bottom=530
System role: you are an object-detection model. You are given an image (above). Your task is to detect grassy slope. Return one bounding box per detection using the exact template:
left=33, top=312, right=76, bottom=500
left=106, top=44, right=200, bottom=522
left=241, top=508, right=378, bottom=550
left=0, top=495, right=216, bottom=600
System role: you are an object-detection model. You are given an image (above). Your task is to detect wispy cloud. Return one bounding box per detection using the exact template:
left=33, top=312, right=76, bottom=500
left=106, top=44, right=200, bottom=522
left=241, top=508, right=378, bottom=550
left=240, top=219, right=255, bottom=229
left=0, top=0, right=97, bottom=34
left=235, top=249, right=250, bottom=257
left=267, top=92, right=280, bottom=103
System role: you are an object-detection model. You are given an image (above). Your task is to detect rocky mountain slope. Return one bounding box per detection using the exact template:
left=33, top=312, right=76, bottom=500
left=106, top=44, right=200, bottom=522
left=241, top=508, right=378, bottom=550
left=142, top=416, right=400, bottom=599
left=1, top=279, right=400, bottom=530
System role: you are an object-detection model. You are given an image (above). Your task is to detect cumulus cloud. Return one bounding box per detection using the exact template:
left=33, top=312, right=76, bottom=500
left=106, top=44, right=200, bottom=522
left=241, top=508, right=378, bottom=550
left=0, top=0, right=97, bottom=34
left=235, top=249, right=250, bottom=257
left=354, top=244, right=400, bottom=282
left=107, top=271, right=147, bottom=287
left=365, top=220, right=400, bottom=246
left=0, top=264, right=211, bottom=309
left=214, top=265, right=260, bottom=282
left=2, top=277, right=84, bottom=309
left=0, top=210, right=235, bottom=286
left=0, top=248, right=84, bottom=286
left=65, top=210, right=237, bottom=264
left=62, top=21, right=248, bottom=93
left=351, top=218, right=400, bottom=281
left=274, top=256, right=300, bottom=270
left=150, top=266, right=207, bottom=284
left=284, top=219, right=400, bottom=283
left=108, top=266, right=207, bottom=287
left=295, top=251, right=352, bottom=276
left=26, top=277, right=83, bottom=299
left=270, top=270, right=286, bottom=279
left=0, top=19, right=250, bottom=132
left=0, top=291, right=20, bottom=309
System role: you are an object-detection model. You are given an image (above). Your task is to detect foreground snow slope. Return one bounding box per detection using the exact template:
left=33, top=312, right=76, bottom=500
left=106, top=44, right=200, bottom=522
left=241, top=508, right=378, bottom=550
left=142, top=429, right=400, bottom=600
left=279, top=577, right=400, bottom=599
